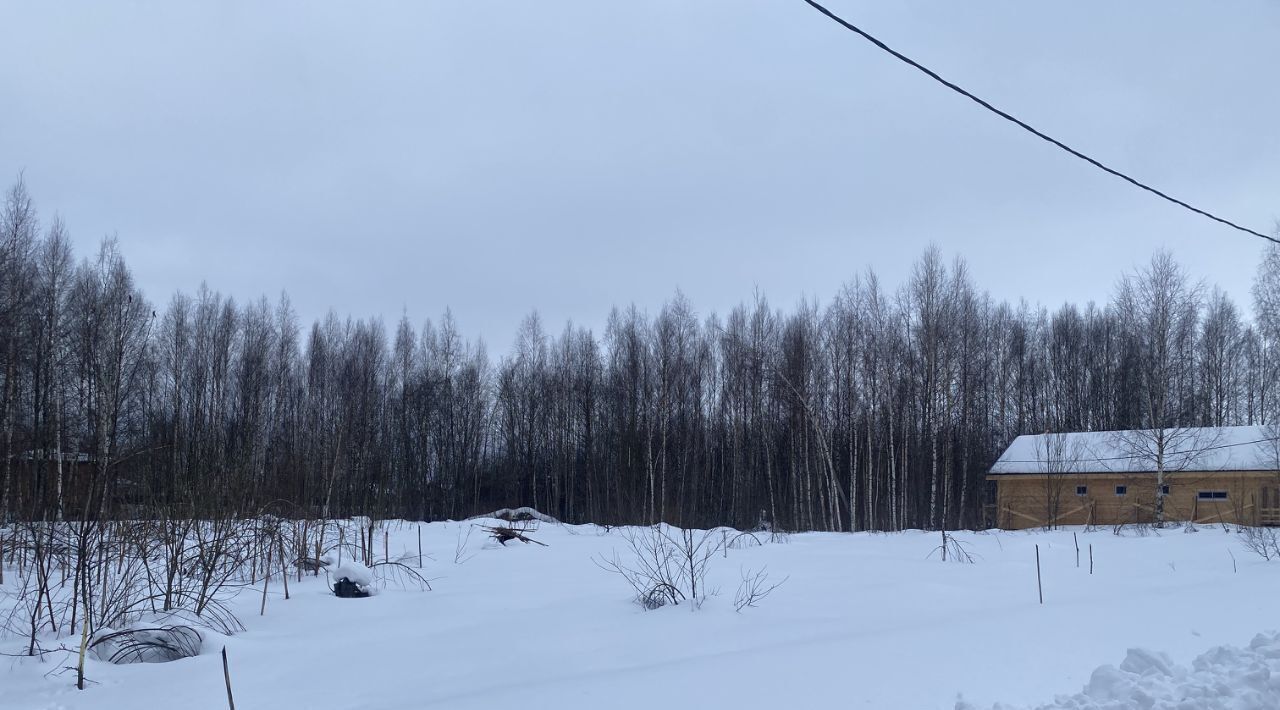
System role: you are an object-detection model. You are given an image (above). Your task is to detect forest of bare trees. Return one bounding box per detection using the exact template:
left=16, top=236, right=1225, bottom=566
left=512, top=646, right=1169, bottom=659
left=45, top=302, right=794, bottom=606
left=3, top=177, right=1278, bottom=531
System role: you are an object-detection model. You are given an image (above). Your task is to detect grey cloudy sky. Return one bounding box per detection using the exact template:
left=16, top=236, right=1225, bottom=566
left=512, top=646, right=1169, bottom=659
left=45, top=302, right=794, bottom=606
left=3, top=1, right=1278, bottom=352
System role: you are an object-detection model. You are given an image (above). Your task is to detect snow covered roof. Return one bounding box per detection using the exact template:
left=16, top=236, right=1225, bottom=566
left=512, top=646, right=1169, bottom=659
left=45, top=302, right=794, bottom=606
left=989, top=425, right=1280, bottom=475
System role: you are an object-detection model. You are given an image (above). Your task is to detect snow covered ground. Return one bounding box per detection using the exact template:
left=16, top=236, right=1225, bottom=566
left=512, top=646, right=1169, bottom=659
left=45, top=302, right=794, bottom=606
left=4, top=521, right=1279, bottom=709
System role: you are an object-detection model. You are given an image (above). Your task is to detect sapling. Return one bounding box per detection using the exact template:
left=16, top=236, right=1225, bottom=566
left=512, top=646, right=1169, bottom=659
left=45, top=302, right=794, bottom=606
left=929, top=531, right=973, bottom=563
left=454, top=526, right=476, bottom=565
left=734, top=566, right=787, bottom=612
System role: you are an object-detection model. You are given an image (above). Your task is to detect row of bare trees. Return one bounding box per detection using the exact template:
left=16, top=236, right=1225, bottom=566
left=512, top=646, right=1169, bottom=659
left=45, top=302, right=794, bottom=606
left=2, top=177, right=1279, bottom=530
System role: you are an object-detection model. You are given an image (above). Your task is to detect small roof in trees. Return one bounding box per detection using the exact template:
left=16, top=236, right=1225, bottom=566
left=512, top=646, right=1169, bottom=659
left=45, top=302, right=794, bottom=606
left=989, top=425, right=1280, bottom=475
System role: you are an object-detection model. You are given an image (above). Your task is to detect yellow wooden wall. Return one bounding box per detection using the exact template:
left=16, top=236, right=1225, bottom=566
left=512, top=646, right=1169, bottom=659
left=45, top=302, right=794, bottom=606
left=990, top=471, right=1280, bottom=529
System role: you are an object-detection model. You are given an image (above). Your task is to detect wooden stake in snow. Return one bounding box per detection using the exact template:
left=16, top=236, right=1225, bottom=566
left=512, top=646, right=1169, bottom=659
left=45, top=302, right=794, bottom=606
left=278, top=537, right=290, bottom=600
left=76, top=612, right=89, bottom=690
left=260, top=545, right=272, bottom=616
left=1089, top=543, right=1094, bottom=575
left=1073, top=532, right=1080, bottom=568
left=1035, top=544, right=1043, bottom=605
left=222, top=646, right=236, bottom=710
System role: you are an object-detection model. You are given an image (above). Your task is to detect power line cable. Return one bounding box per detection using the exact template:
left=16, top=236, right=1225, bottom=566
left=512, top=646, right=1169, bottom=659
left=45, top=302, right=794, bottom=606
left=799, top=0, right=1279, bottom=246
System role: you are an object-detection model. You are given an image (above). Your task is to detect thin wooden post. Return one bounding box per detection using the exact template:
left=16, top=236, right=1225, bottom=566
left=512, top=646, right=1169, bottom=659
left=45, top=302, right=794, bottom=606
left=296, top=522, right=305, bottom=583
left=76, top=610, right=90, bottom=690
left=384, top=531, right=389, bottom=563
left=222, top=646, right=236, bottom=710
left=1089, top=543, right=1093, bottom=575
left=259, top=545, right=272, bottom=616
left=1074, top=532, right=1079, bottom=568
left=1035, top=544, right=1043, bottom=604
left=278, top=537, right=290, bottom=601
left=417, top=525, right=422, bottom=568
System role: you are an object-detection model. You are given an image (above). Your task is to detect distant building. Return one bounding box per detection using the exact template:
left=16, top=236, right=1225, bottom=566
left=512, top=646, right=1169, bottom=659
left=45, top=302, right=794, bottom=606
left=986, top=425, right=1280, bottom=529
left=7, top=449, right=97, bottom=518
left=15, top=449, right=92, bottom=463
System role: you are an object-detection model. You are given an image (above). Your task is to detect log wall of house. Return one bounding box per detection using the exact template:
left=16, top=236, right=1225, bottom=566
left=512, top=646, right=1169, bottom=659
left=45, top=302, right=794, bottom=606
left=990, top=470, right=1280, bottom=530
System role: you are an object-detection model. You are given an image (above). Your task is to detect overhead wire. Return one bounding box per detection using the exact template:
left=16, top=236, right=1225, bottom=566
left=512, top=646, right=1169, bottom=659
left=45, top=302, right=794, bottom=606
left=798, top=0, right=1279, bottom=246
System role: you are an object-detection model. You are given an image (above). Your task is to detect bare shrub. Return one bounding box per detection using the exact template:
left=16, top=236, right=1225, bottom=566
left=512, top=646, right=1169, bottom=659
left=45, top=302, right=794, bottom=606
left=1241, top=526, right=1280, bottom=561
left=368, top=561, right=433, bottom=592
left=726, top=532, right=763, bottom=551
left=927, top=530, right=974, bottom=563
left=734, top=567, right=787, bottom=612
left=89, top=625, right=202, bottom=664
left=0, top=517, right=250, bottom=663
left=594, top=525, right=722, bottom=610
left=454, top=525, right=476, bottom=565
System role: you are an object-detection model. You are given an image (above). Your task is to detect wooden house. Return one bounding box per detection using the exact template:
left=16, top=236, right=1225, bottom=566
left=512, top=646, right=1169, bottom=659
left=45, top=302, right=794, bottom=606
left=987, top=425, right=1280, bottom=530
left=7, top=450, right=97, bottom=519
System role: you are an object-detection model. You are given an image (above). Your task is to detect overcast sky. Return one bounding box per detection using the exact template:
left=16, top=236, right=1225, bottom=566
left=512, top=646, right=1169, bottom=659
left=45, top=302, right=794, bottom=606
left=3, top=1, right=1278, bottom=352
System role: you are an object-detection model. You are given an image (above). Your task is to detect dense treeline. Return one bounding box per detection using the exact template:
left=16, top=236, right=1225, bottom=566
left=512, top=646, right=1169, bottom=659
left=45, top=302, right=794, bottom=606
left=2, top=178, right=1278, bottom=530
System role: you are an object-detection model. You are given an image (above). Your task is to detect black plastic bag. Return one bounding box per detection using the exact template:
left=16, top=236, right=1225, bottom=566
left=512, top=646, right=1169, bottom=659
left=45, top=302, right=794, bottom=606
left=334, top=577, right=370, bottom=598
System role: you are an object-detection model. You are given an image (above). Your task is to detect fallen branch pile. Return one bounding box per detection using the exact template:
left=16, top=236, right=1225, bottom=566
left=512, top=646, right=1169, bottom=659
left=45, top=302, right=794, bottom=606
left=482, top=525, right=548, bottom=547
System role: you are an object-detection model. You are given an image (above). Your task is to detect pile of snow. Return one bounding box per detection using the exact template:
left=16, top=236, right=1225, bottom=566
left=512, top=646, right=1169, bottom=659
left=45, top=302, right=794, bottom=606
left=467, top=506, right=561, bottom=524
left=90, top=624, right=203, bottom=665
left=320, top=554, right=373, bottom=587
left=963, top=632, right=1280, bottom=710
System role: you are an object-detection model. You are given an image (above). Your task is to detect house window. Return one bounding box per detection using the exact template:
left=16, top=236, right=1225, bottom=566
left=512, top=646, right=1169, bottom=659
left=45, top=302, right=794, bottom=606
left=1115, top=485, right=1127, bottom=496
left=1076, top=485, right=1088, bottom=496
left=1197, top=490, right=1228, bottom=500
left=1161, top=485, right=1170, bottom=496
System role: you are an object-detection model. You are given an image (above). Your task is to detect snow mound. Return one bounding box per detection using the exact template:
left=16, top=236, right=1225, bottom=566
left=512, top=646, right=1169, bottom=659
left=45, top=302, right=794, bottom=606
left=960, top=632, right=1280, bottom=710
left=90, top=624, right=203, bottom=664
left=467, top=507, right=561, bottom=524
left=320, top=554, right=373, bottom=587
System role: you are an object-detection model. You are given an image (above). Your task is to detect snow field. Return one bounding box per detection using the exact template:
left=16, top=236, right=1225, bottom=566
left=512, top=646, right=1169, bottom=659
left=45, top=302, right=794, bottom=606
left=4, top=521, right=1279, bottom=709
